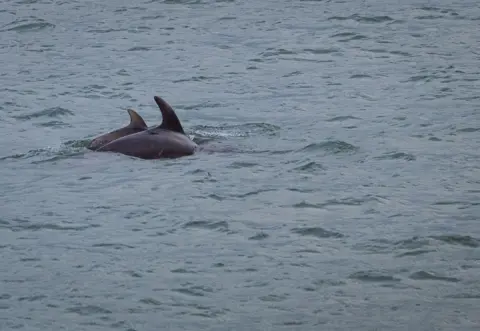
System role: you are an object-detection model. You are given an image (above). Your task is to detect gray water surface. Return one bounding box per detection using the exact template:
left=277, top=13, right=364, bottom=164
left=1, top=0, right=479, bottom=330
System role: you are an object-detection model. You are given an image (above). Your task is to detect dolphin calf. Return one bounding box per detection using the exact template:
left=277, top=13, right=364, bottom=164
left=87, top=108, right=148, bottom=151
left=96, top=96, right=197, bottom=159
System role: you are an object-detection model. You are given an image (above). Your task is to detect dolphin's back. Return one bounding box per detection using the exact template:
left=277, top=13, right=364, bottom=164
left=98, top=129, right=197, bottom=159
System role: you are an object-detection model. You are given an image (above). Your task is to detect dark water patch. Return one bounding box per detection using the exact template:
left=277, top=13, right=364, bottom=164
left=292, top=227, right=344, bottom=239
left=432, top=201, right=476, bottom=209
left=205, top=194, right=225, bottom=201
left=259, top=293, right=288, bottom=302
left=171, top=268, right=197, bottom=274
left=18, top=295, right=47, bottom=302
left=173, top=76, right=220, bottom=83
left=183, top=220, right=229, bottom=231
left=116, top=69, right=130, bottom=77
left=0, top=294, right=11, bottom=300
left=282, top=70, right=302, bottom=77
left=91, top=243, right=135, bottom=250
left=127, top=46, right=151, bottom=51
left=125, top=270, right=142, bottom=278
left=249, top=232, right=269, bottom=240
left=65, top=305, right=112, bottom=316
left=432, top=235, right=479, bottom=248
left=349, top=271, right=401, bottom=283
left=291, top=196, right=379, bottom=210
left=374, top=152, right=416, bottom=161
left=409, top=271, right=460, bottom=282
left=141, top=14, right=166, bottom=20
left=337, top=34, right=368, bottom=42
left=12, top=107, right=74, bottom=120
left=172, top=285, right=212, bottom=297
left=260, top=48, right=297, bottom=57
left=291, top=161, right=326, bottom=173
left=328, top=14, right=394, bottom=23
left=445, top=293, right=480, bottom=299
left=396, top=249, right=436, bottom=257
left=7, top=220, right=99, bottom=232
left=1, top=19, right=55, bottom=33
left=227, top=161, right=258, bottom=169
left=178, top=102, right=225, bottom=111
left=125, top=210, right=152, bottom=219
left=230, top=189, right=277, bottom=199
left=394, top=236, right=431, bottom=250
left=139, top=298, right=162, bottom=306
left=353, top=239, right=396, bottom=254
left=389, top=50, right=411, bottom=56
left=429, top=137, right=442, bottom=141
left=325, top=115, right=361, bottom=122
left=457, top=127, right=480, bottom=133
left=299, top=140, right=359, bottom=154
left=415, top=15, right=446, bottom=20
left=418, top=6, right=457, bottom=14
left=87, top=28, right=125, bottom=34
left=350, top=74, right=372, bottom=79
left=303, top=48, right=340, bottom=55
left=35, top=120, right=71, bottom=128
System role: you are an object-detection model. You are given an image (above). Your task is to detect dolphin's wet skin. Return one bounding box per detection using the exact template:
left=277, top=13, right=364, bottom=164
left=89, top=96, right=198, bottom=159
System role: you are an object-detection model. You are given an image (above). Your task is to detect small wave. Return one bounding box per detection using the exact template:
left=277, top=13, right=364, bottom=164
left=291, top=161, right=325, bottom=173
left=303, top=48, right=340, bottom=55
left=299, top=140, right=359, bottom=154
left=12, top=107, right=74, bottom=120
left=34, top=120, right=71, bottom=128
left=171, top=286, right=211, bottom=298
left=350, top=74, right=372, bottom=79
left=0, top=139, right=90, bottom=164
left=291, top=227, right=344, bottom=239
left=227, top=161, right=258, bottom=169
left=457, top=127, right=480, bottom=133
left=65, top=305, right=112, bottom=316
left=18, top=295, right=47, bottom=302
left=231, top=188, right=277, bottom=199
left=260, top=48, right=297, bottom=57
left=3, top=219, right=99, bottom=232
left=183, top=220, right=229, bottom=231
left=249, top=232, right=269, bottom=240
left=291, top=195, right=383, bottom=210
left=127, top=46, right=151, bottom=51
left=409, top=271, right=460, bottom=282
left=349, top=271, right=401, bottom=283
left=396, top=249, right=436, bottom=257
left=325, top=115, right=361, bottom=122
left=432, top=235, right=479, bottom=248
left=173, top=76, right=220, bottom=83
left=328, top=14, right=394, bottom=23
left=91, top=243, right=135, bottom=249
left=86, top=28, right=125, bottom=34
left=374, top=152, right=416, bottom=161
left=2, top=19, right=55, bottom=33
left=191, top=123, right=280, bottom=139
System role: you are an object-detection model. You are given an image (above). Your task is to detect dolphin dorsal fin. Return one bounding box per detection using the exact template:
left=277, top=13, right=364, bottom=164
left=126, top=109, right=148, bottom=129
left=154, top=96, right=186, bottom=134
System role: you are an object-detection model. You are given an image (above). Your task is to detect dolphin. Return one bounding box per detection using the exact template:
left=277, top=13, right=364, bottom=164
left=87, top=108, right=148, bottom=151
left=96, top=96, right=197, bottom=159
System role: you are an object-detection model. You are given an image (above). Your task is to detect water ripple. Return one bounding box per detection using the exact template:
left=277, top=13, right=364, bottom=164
left=291, top=227, right=344, bottom=239
left=12, top=107, right=74, bottom=120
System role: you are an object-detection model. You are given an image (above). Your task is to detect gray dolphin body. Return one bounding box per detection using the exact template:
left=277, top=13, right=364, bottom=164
left=87, top=109, right=148, bottom=151
left=96, top=96, right=197, bottom=159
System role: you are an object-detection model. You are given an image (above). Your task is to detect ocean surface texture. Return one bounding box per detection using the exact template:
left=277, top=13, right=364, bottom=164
left=1, top=0, right=479, bottom=330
